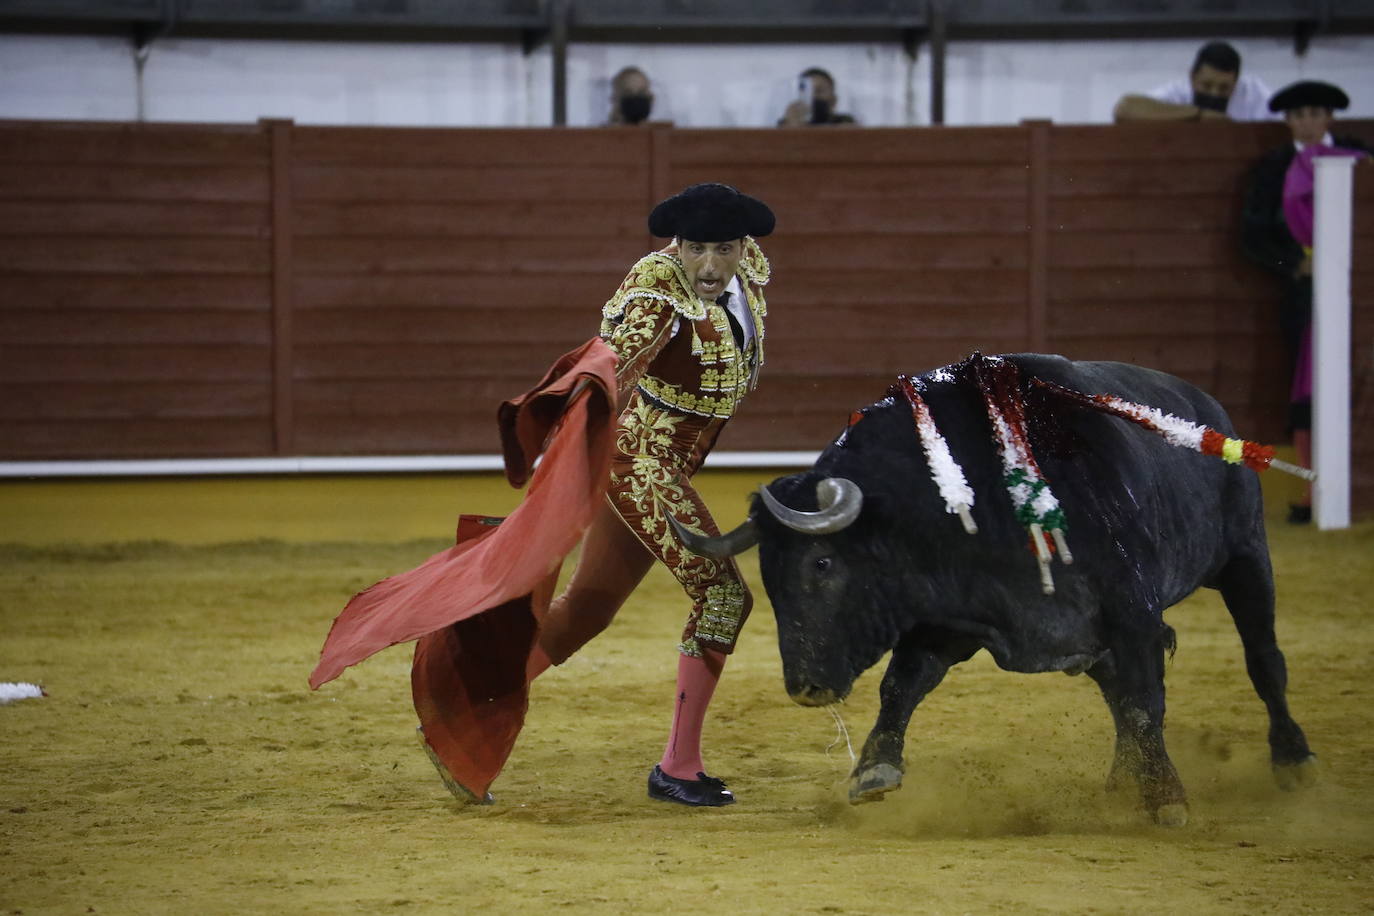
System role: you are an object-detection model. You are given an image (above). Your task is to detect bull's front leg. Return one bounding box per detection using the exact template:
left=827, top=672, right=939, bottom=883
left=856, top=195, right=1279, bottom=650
left=849, top=632, right=969, bottom=804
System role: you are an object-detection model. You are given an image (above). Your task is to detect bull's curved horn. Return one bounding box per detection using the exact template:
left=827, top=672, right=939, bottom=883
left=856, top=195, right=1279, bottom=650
left=759, top=477, right=863, bottom=535
left=667, top=513, right=760, bottom=559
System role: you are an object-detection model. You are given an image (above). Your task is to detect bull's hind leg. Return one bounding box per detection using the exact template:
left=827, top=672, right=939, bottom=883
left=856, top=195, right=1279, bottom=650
left=1214, top=550, right=1317, bottom=788
left=1087, top=632, right=1189, bottom=826
left=849, top=633, right=975, bottom=804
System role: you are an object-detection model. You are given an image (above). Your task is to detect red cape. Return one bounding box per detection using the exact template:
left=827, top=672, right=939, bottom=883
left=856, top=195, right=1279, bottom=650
left=309, top=338, right=619, bottom=798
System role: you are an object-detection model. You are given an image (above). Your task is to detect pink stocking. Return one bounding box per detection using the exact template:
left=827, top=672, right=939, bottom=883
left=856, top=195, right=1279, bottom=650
left=659, top=648, right=726, bottom=779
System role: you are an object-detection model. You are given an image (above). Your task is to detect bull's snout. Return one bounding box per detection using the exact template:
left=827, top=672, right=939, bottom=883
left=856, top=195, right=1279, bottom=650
left=788, top=685, right=843, bottom=707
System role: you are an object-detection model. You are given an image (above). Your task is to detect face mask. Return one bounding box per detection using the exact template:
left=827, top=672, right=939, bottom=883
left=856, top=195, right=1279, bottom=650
left=619, top=94, right=652, bottom=124
left=1192, top=91, right=1229, bottom=113
left=810, top=98, right=833, bottom=123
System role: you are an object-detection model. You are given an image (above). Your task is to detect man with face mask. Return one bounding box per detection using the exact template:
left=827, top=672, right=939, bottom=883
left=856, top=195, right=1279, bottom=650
left=1240, top=80, right=1370, bottom=523
left=1114, top=41, right=1274, bottom=122
left=778, top=67, right=856, bottom=127
left=607, top=65, right=655, bottom=126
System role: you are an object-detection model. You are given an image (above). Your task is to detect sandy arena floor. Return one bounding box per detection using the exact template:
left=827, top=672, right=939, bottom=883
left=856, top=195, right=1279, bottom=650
left=2, top=471, right=1372, bottom=914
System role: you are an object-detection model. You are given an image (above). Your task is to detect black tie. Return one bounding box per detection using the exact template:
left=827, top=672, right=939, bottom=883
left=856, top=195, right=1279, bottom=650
left=716, top=291, right=746, bottom=350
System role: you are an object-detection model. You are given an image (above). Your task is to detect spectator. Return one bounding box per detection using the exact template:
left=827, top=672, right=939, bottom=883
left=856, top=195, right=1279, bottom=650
left=1240, top=80, right=1371, bottom=523
left=778, top=67, right=856, bottom=126
left=1114, top=41, right=1273, bottom=122
left=607, top=65, right=654, bottom=126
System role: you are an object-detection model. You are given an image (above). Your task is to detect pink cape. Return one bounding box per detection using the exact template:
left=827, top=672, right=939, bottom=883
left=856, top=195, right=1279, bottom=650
left=309, top=338, right=619, bottom=798
left=1282, top=142, right=1369, bottom=249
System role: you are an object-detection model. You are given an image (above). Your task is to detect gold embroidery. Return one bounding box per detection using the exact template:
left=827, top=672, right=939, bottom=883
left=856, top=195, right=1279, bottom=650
left=602, top=297, right=668, bottom=361
left=602, top=253, right=705, bottom=323
left=613, top=402, right=709, bottom=556
left=638, top=376, right=739, bottom=419
left=739, top=236, right=771, bottom=287
left=694, top=581, right=747, bottom=644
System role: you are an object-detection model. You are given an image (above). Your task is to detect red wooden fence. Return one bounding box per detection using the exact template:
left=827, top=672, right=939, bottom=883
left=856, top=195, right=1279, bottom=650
left=2, top=117, right=1371, bottom=514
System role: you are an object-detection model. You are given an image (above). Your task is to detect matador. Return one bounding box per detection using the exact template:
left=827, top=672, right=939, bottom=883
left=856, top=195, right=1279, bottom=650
left=309, top=183, right=775, bottom=809
left=529, top=183, right=776, bottom=806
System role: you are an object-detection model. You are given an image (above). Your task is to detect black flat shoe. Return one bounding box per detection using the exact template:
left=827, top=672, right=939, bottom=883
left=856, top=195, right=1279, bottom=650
left=647, top=765, right=736, bottom=807
left=1287, top=504, right=1312, bottom=525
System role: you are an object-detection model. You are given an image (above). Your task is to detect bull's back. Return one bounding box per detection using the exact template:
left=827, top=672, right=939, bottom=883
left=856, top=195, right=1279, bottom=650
left=1008, top=354, right=1265, bottom=608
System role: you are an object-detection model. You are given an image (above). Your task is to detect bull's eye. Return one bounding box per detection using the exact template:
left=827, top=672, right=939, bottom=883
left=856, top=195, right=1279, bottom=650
left=814, top=557, right=832, bottom=574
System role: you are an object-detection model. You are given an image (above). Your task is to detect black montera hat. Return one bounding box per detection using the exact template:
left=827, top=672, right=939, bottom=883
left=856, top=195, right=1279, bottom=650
left=648, top=182, right=775, bottom=241
left=1268, top=80, right=1350, bottom=113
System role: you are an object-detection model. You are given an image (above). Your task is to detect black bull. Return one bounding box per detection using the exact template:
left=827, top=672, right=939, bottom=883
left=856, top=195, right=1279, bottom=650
left=674, top=354, right=1316, bottom=825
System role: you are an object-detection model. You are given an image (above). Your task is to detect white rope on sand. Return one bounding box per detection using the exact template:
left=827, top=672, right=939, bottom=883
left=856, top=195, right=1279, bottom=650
left=0, top=682, right=46, bottom=704
left=825, top=704, right=857, bottom=771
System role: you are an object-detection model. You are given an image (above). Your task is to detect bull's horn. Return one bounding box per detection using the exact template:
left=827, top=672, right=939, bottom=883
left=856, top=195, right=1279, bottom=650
left=759, top=477, right=863, bottom=535
left=667, top=513, right=760, bottom=558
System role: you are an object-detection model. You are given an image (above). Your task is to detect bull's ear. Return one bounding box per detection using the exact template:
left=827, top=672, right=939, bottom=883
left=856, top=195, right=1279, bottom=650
left=667, top=513, right=760, bottom=558
left=759, top=477, right=863, bottom=535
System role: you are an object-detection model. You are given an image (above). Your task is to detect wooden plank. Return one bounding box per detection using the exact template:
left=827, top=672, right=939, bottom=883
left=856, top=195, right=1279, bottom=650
left=1049, top=161, right=1252, bottom=197
left=1045, top=335, right=1217, bottom=376
left=765, top=268, right=1026, bottom=307
left=1048, top=231, right=1235, bottom=269
left=291, top=164, right=646, bottom=203
left=2, top=345, right=272, bottom=383
left=0, top=275, right=271, bottom=311
left=0, top=164, right=270, bottom=202
left=1048, top=300, right=1216, bottom=337
left=0, top=121, right=270, bottom=165
left=773, top=301, right=1026, bottom=339
left=1049, top=195, right=1240, bottom=232
left=668, top=163, right=1029, bottom=201
left=1026, top=119, right=1050, bottom=352
left=0, top=418, right=275, bottom=458
left=0, top=382, right=270, bottom=420
left=0, top=201, right=271, bottom=237
left=292, top=415, right=501, bottom=454
left=295, top=307, right=591, bottom=345
left=765, top=234, right=1027, bottom=271
left=772, top=196, right=1030, bottom=235
left=0, top=237, right=270, bottom=274
left=1050, top=266, right=1272, bottom=302
left=291, top=126, right=646, bottom=168
left=295, top=378, right=533, bottom=416
left=269, top=118, right=295, bottom=456
left=761, top=337, right=1028, bottom=375
left=293, top=237, right=649, bottom=276
left=294, top=342, right=571, bottom=380
left=668, top=126, right=1030, bottom=166
left=293, top=272, right=615, bottom=310
left=1048, top=122, right=1288, bottom=163
left=1049, top=298, right=1273, bottom=336
left=0, top=310, right=271, bottom=345
left=294, top=200, right=645, bottom=238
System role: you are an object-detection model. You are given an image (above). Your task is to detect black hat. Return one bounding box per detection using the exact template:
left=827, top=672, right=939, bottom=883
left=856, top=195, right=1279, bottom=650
left=648, top=182, right=775, bottom=241
left=1268, top=80, right=1350, bottom=113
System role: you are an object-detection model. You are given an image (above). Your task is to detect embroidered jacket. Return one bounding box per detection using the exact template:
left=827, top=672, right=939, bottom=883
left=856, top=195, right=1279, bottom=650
left=599, top=238, right=770, bottom=419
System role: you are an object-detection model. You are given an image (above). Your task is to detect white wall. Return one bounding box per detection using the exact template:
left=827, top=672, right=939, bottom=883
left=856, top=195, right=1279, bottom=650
left=2, top=31, right=1372, bottom=128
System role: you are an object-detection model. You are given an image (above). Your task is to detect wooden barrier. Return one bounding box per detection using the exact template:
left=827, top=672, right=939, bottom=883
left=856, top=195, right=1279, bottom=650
left=2, top=117, right=1372, bottom=515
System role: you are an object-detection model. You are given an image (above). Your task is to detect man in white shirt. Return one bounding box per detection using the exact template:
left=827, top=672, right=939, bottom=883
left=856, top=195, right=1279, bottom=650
left=1114, top=41, right=1275, bottom=122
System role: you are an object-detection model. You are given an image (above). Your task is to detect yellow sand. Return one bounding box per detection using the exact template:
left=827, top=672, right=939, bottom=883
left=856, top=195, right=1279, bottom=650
left=1, top=469, right=1371, bottom=915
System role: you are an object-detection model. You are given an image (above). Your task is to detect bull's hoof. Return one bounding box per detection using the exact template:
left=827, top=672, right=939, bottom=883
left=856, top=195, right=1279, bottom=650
left=1273, top=754, right=1320, bottom=791
left=848, top=763, right=903, bottom=805
left=1153, top=803, right=1189, bottom=827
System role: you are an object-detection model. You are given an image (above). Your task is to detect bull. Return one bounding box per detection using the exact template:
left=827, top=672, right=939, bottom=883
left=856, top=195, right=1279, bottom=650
left=675, top=353, right=1316, bottom=826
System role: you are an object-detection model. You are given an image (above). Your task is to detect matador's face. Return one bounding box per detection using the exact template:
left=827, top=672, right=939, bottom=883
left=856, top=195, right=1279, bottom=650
left=1285, top=105, right=1334, bottom=146
left=678, top=238, right=743, bottom=302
